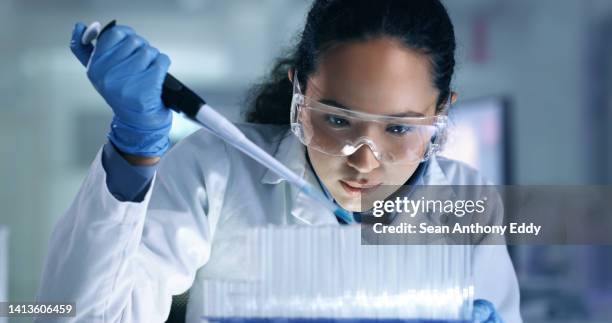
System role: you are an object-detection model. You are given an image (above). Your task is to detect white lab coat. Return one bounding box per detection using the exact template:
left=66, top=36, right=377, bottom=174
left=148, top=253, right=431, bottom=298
left=37, top=123, right=522, bottom=323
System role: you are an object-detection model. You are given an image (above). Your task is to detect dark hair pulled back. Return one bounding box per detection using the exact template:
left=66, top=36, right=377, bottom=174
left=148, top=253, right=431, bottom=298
left=246, top=0, right=456, bottom=125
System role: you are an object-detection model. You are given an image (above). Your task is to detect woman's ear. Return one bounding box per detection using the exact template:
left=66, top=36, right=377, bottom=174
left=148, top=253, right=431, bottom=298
left=287, top=68, right=294, bottom=83
left=450, top=91, right=458, bottom=105
left=439, top=91, right=458, bottom=115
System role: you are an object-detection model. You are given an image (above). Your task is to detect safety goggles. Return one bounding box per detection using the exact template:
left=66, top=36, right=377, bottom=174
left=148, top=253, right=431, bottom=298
left=290, top=72, right=448, bottom=165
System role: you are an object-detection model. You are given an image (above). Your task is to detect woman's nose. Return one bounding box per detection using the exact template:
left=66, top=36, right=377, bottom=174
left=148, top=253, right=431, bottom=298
left=346, top=144, right=381, bottom=173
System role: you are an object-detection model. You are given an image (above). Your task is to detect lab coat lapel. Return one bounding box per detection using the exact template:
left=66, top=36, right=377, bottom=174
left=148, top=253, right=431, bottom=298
left=422, top=155, right=451, bottom=186
left=421, top=156, right=458, bottom=206
left=260, top=130, right=305, bottom=185
left=260, top=129, right=339, bottom=226
left=418, top=156, right=462, bottom=227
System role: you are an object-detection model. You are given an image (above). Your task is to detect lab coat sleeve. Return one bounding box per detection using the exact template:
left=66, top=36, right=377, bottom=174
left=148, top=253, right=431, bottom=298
left=432, top=157, right=522, bottom=322
left=473, top=245, right=522, bottom=323
left=472, top=191, right=522, bottom=323
left=36, top=131, right=226, bottom=322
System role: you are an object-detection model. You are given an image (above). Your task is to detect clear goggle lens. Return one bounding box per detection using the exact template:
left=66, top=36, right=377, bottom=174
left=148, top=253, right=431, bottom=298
left=290, top=73, right=448, bottom=164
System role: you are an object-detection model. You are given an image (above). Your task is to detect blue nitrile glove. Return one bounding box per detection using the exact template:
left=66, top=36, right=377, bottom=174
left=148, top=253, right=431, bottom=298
left=70, top=22, right=172, bottom=157
left=473, top=299, right=504, bottom=323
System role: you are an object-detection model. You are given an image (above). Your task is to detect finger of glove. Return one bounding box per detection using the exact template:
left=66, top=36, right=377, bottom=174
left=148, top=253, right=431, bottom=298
left=118, top=53, right=171, bottom=117
left=138, top=53, right=173, bottom=124
left=89, top=25, right=135, bottom=65
left=105, top=44, right=159, bottom=81
left=88, top=39, right=153, bottom=91
left=473, top=299, right=503, bottom=323
left=146, top=53, right=171, bottom=92
left=100, top=46, right=161, bottom=109
left=144, top=53, right=171, bottom=109
left=70, top=22, right=94, bottom=67
left=119, top=52, right=171, bottom=113
left=109, top=53, right=171, bottom=127
left=90, top=34, right=149, bottom=76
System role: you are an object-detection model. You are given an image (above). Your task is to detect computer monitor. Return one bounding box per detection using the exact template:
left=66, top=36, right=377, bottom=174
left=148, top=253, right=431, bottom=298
left=439, top=97, right=512, bottom=185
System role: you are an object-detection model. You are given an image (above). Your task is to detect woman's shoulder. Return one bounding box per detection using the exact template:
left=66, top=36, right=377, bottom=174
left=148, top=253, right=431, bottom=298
left=234, top=123, right=291, bottom=148
left=166, top=122, right=290, bottom=165
left=430, top=155, right=493, bottom=185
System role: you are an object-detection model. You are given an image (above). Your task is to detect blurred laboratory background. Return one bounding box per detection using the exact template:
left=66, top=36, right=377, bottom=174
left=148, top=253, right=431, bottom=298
left=0, top=0, right=611, bottom=322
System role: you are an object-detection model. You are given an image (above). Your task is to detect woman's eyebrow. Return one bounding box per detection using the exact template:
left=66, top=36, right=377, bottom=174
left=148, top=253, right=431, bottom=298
left=319, top=98, right=426, bottom=117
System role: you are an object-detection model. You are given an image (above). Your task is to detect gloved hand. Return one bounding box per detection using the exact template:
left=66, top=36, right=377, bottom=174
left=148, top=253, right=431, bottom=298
left=473, top=299, right=504, bottom=323
left=70, top=22, right=172, bottom=157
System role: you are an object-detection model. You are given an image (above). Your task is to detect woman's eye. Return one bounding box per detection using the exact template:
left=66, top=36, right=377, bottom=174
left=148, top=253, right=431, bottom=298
left=386, top=124, right=414, bottom=135
left=325, top=114, right=350, bottom=128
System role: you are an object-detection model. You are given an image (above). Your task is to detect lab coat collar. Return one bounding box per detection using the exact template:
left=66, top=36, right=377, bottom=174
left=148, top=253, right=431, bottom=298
left=416, top=155, right=460, bottom=228
left=421, top=155, right=459, bottom=204
left=422, top=155, right=452, bottom=186
left=260, top=129, right=307, bottom=185
left=261, top=129, right=338, bottom=225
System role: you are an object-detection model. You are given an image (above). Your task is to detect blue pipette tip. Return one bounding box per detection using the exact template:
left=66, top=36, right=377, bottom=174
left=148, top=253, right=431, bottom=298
left=334, top=208, right=355, bottom=224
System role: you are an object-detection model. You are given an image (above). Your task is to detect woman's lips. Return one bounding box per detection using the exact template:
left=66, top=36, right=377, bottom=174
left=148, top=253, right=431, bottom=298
left=339, top=180, right=381, bottom=196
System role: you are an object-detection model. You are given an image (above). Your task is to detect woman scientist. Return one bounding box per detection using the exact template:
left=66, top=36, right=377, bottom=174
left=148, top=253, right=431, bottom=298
left=37, top=0, right=521, bottom=322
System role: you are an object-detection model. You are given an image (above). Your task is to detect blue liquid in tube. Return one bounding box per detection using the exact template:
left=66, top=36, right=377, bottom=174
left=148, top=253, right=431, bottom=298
left=202, top=318, right=470, bottom=323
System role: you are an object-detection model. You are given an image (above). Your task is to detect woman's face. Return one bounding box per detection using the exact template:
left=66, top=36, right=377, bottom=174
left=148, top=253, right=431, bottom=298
left=302, top=37, right=443, bottom=211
